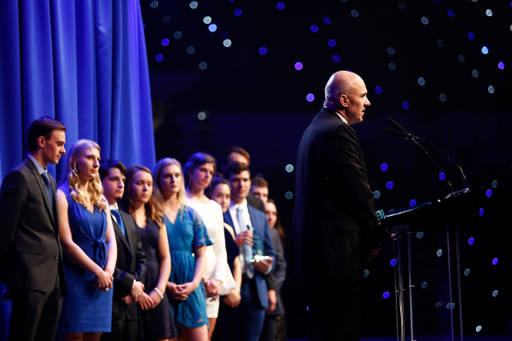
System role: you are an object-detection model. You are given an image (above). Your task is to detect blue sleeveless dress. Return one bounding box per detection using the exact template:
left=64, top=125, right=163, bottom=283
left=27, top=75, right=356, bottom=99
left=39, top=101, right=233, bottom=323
left=57, top=188, right=113, bottom=333
left=166, top=206, right=212, bottom=329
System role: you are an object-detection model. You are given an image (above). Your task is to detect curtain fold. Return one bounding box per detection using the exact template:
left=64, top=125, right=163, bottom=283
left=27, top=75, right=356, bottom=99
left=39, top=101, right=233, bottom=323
left=0, top=0, right=155, bottom=183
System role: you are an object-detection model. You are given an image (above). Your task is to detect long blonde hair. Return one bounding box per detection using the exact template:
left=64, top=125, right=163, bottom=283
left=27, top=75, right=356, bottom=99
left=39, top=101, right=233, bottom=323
left=121, top=165, right=163, bottom=228
left=153, top=158, right=186, bottom=217
left=64, top=139, right=106, bottom=211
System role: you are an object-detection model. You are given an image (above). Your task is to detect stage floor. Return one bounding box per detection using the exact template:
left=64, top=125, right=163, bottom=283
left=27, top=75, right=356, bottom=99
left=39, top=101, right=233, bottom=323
left=289, top=337, right=512, bottom=341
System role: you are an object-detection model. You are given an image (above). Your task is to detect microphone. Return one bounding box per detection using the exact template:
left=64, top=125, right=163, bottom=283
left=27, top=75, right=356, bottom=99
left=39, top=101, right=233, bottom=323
left=381, top=128, right=418, bottom=140
left=387, top=117, right=408, bottom=134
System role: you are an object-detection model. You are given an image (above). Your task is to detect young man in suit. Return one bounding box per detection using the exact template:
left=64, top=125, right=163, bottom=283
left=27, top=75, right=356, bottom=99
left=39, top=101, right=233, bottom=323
left=0, top=116, right=67, bottom=341
left=223, top=162, right=275, bottom=341
left=99, top=159, right=146, bottom=341
left=290, top=71, right=381, bottom=341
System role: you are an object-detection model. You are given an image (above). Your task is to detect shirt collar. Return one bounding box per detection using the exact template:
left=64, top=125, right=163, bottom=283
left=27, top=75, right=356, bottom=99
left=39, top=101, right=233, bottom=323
left=323, top=106, right=348, bottom=125
left=109, top=203, right=119, bottom=211
left=28, top=153, right=46, bottom=175
left=229, top=198, right=248, bottom=212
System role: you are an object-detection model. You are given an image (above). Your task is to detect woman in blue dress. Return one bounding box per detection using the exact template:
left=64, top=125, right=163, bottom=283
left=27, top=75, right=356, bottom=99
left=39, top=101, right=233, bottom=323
left=153, top=158, right=212, bottom=341
left=56, top=140, right=117, bottom=341
left=121, top=164, right=176, bottom=341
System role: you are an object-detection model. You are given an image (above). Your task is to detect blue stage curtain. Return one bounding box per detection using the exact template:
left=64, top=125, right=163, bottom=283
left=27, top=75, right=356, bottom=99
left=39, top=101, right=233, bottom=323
left=0, top=0, right=155, bottom=183
left=0, top=1, right=155, bottom=338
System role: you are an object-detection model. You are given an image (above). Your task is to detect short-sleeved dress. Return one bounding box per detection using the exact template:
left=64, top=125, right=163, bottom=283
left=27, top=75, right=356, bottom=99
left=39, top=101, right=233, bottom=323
left=166, top=206, right=212, bottom=329
left=138, top=219, right=177, bottom=340
left=57, top=188, right=113, bottom=333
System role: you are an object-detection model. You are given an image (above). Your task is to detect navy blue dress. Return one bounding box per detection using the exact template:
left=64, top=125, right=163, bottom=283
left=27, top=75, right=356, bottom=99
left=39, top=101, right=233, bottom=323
left=57, top=188, right=113, bottom=333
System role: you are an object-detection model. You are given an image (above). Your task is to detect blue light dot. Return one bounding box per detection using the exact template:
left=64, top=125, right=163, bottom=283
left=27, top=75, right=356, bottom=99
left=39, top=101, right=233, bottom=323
left=409, top=199, right=416, bottom=206
left=198, top=61, right=207, bottom=70
left=387, top=47, right=395, bottom=55
left=306, top=93, right=315, bottom=102
left=479, top=208, right=484, bottom=216
left=277, top=2, right=285, bottom=10
left=383, top=291, right=391, bottom=299
left=310, top=25, right=319, bottom=33
left=468, top=32, right=475, bottom=39
left=402, top=101, right=410, bottom=110
left=439, top=94, right=447, bottom=102
left=447, top=9, right=454, bottom=17
left=375, top=86, right=383, bottom=94
left=458, top=54, right=465, bottom=62
left=421, top=17, right=429, bottom=25
left=488, top=85, right=495, bottom=94
left=498, top=62, right=505, bottom=69
left=416, top=232, right=424, bottom=239
left=174, top=31, right=182, bottom=39
left=481, top=46, right=489, bottom=54
left=161, top=38, right=169, bottom=46
left=491, top=180, right=498, bottom=188
left=323, top=17, right=332, bottom=24
left=364, top=269, right=370, bottom=277
left=418, top=77, right=426, bottom=86
left=437, top=39, right=445, bottom=47
left=208, top=23, right=217, bottom=32
left=155, top=54, right=163, bottom=62
left=187, top=46, right=195, bottom=54
left=234, top=9, right=242, bottom=16
left=421, top=282, right=428, bottom=289
left=492, top=258, right=498, bottom=265
left=472, top=69, right=479, bottom=78
left=162, top=16, right=170, bottom=23
left=221, top=31, right=229, bottom=39
left=390, top=259, right=398, bottom=266
left=333, top=54, right=341, bottom=63
left=437, top=249, right=443, bottom=257
left=464, top=269, right=471, bottom=276
left=150, top=1, right=158, bottom=9
left=439, top=172, right=445, bottom=180
left=386, top=181, right=394, bottom=190
left=285, top=191, right=294, bottom=200
left=388, top=62, right=396, bottom=71
left=398, top=3, right=405, bottom=10
left=486, top=189, right=492, bottom=197
left=259, top=47, right=267, bottom=55
left=476, top=326, right=482, bottom=333
left=189, top=1, right=198, bottom=9
left=285, top=164, right=294, bottom=173
left=374, top=190, right=381, bottom=199
left=351, top=9, right=359, bottom=17
left=492, top=290, right=499, bottom=297
left=295, top=62, right=303, bottom=70
left=380, top=163, right=388, bottom=171
left=468, top=237, right=475, bottom=245
left=328, top=39, right=336, bottom=47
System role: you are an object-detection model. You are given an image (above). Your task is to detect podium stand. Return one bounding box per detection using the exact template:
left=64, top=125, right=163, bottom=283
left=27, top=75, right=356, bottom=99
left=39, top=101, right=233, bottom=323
left=379, top=189, right=481, bottom=341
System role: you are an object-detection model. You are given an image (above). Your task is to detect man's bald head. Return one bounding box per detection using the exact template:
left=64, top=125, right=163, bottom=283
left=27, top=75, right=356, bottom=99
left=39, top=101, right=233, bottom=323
left=324, top=71, right=360, bottom=108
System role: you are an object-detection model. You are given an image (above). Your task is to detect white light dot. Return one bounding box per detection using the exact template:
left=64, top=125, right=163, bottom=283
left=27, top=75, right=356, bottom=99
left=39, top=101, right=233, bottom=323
left=421, top=17, right=429, bottom=25
left=203, top=16, right=212, bottom=24
left=150, top=1, right=158, bottom=9
left=476, top=326, right=482, bottom=333
left=488, top=85, right=495, bottom=94
left=285, top=191, right=294, bottom=200
left=189, top=1, right=198, bottom=9
left=285, top=164, right=294, bottom=173
left=485, top=9, right=493, bottom=17
left=223, top=39, right=232, bottom=47
left=418, top=77, right=425, bottom=86
left=198, top=112, right=206, bottom=120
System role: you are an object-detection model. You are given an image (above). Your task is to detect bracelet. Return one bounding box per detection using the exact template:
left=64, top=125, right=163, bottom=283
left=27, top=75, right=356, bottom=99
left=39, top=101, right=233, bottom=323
left=153, top=287, right=164, bottom=299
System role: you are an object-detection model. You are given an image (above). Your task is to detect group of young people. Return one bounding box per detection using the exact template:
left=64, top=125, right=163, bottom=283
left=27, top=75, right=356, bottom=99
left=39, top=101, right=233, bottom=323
left=0, top=117, right=287, bottom=341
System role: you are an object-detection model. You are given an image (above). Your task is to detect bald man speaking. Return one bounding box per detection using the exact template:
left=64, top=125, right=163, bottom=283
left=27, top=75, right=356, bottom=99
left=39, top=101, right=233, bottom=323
left=290, top=71, right=380, bottom=341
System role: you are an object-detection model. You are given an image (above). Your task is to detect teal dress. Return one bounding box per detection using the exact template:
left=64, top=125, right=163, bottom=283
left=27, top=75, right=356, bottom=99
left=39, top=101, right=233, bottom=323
left=166, top=206, right=212, bottom=329
left=57, top=188, right=113, bottom=332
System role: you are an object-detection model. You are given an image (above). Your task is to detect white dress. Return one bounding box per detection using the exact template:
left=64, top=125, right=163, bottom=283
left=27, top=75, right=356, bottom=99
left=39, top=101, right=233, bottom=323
left=185, top=197, right=236, bottom=318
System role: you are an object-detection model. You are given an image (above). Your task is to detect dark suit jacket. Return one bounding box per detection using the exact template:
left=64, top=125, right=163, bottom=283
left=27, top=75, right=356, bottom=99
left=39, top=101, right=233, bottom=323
left=290, top=108, right=378, bottom=281
left=223, top=204, right=275, bottom=308
left=111, top=210, right=146, bottom=321
left=0, top=157, right=66, bottom=292
left=267, top=227, right=286, bottom=316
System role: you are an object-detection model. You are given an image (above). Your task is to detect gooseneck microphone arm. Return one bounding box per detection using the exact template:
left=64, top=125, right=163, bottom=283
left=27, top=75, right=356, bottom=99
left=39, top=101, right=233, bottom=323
left=382, top=118, right=455, bottom=193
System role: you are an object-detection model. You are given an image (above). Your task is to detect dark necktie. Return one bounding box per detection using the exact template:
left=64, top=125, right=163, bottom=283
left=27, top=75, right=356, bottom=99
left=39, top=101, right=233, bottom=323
left=111, top=209, right=127, bottom=239
left=41, top=171, right=54, bottom=212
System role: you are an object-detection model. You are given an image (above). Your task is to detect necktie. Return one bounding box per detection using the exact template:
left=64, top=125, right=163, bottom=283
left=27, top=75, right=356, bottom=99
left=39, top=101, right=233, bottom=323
left=237, top=207, right=254, bottom=278
left=41, top=172, right=54, bottom=212
left=111, top=209, right=127, bottom=239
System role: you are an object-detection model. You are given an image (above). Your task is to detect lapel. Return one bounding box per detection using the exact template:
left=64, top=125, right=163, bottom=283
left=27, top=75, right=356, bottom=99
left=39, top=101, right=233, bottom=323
left=112, top=215, right=131, bottom=251
left=247, top=205, right=259, bottom=234
left=223, top=210, right=235, bottom=233
left=25, top=158, right=56, bottom=226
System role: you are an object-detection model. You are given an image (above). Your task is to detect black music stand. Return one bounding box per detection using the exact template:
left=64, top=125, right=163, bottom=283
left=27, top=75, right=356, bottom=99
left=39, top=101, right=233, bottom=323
left=379, top=189, right=481, bottom=341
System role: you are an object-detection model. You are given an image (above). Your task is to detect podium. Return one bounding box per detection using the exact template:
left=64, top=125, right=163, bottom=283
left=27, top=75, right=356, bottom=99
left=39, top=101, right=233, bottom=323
left=379, top=189, right=481, bottom=341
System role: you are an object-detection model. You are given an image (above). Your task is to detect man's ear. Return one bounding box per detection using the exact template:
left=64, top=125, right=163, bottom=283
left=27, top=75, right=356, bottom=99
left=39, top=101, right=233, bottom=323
left=339, top=94, right=349, bottom=108
left=37, top=136, right=46, bottom=149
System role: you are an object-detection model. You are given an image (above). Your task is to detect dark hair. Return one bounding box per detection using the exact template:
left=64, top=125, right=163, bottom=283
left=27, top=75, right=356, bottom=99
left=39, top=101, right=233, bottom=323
left=27, top=116, right=67, bottom=152
left=208, top=177, right=231, bottom=198
left=121, top=165, right=163, bottom=228
left=99, top=159, right=127, bottom=181
left=267, top=198, right=285, bottom=247
left=221, top=146, right=251, bottom=171
left=251, top=177, right=268, bottom=189
left=224, top=162, right=250, bottom=180
left=183, top=152, right=216, bottom=186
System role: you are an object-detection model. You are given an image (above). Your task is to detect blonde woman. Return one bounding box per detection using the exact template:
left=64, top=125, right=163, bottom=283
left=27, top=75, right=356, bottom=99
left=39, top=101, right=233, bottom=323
left=121, top=165, right=176, bottom=341
left=153, top=158, right=211, bottom=341
left=56, top=140, right=117, bottom=341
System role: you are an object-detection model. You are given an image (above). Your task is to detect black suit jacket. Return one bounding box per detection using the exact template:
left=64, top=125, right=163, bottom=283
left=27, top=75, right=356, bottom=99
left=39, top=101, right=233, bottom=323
left=290, top=108, right=378, bottom=281
left=111, top=210, right=146, bottom=320
left=0, top=157, right=66, bottom=292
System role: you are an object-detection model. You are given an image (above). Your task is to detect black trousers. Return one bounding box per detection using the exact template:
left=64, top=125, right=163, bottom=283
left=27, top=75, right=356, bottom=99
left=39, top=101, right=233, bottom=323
left=100, top=315, right=138, bottom=341
left=8, top=277, right=62, bottom=341
left=305, top=278, right=364, bottom=341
